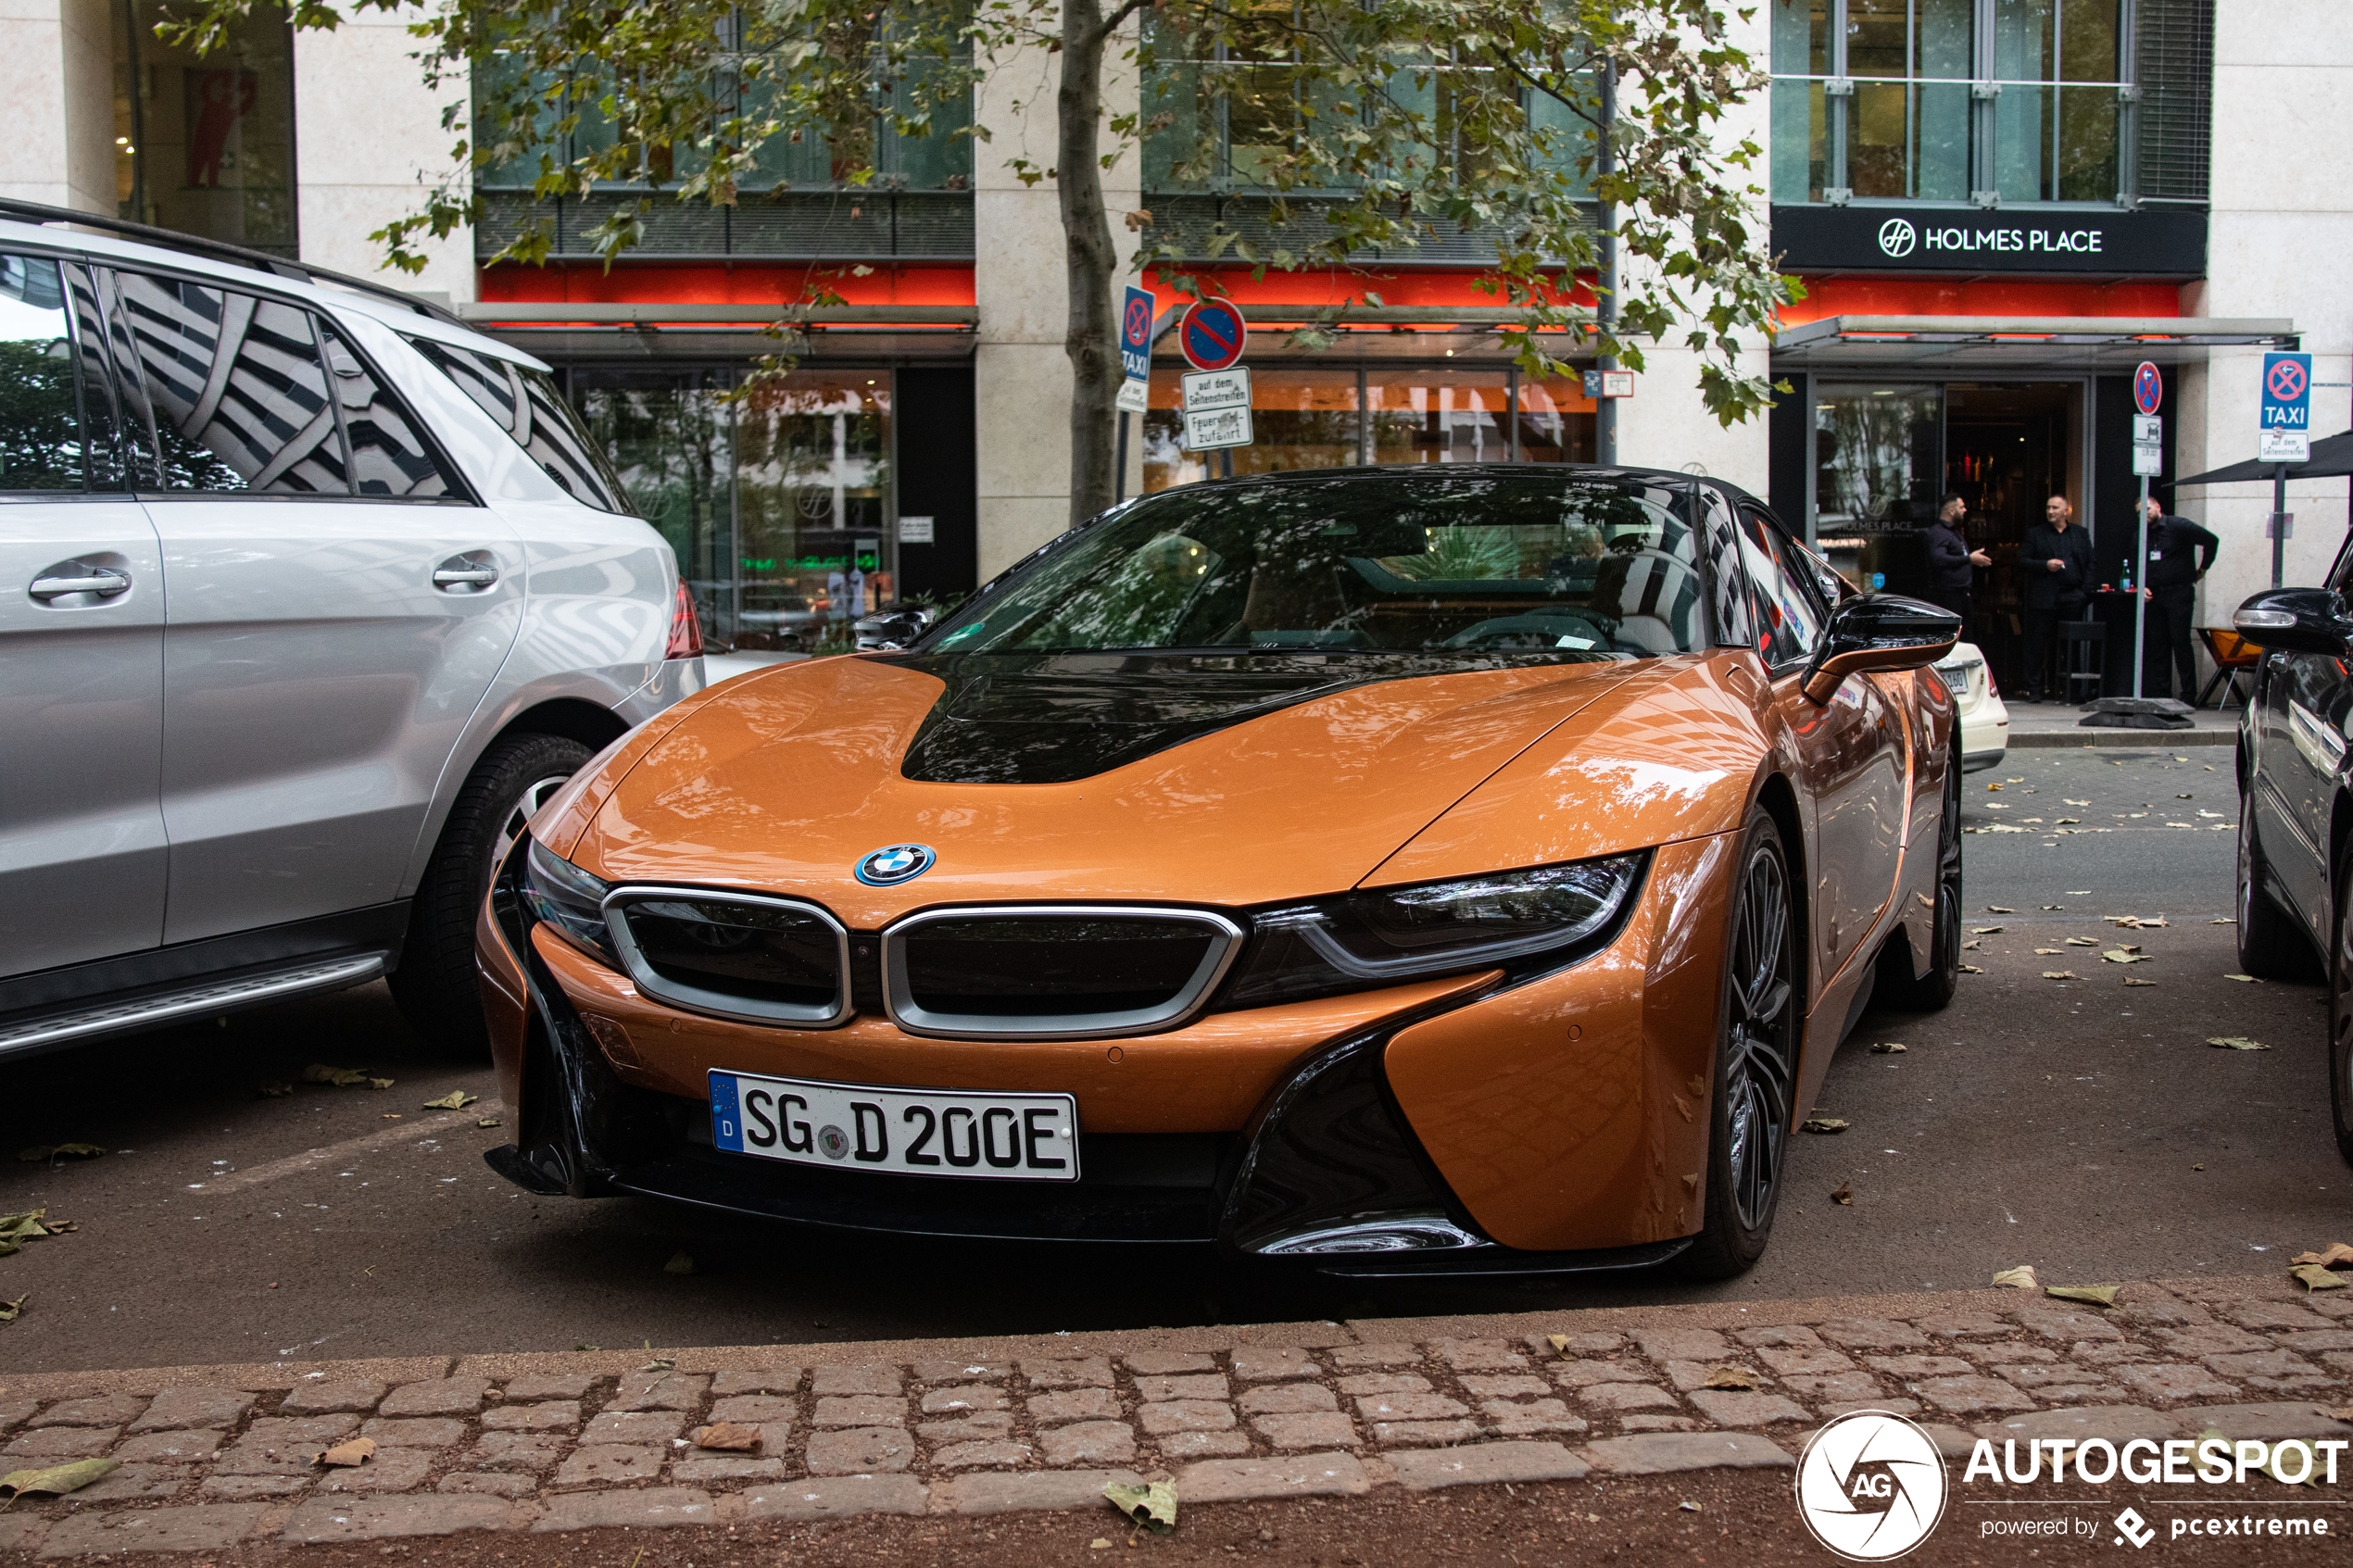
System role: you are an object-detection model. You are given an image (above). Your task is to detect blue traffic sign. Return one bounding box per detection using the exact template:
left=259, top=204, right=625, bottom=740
left=2132, top=361, right=2162, bottom=417
left=1120, top=286, right=1154, bottom=383
left=2262, top=352, right=2311, bottom=433
left=1178, top=298, right=1247, bottom=372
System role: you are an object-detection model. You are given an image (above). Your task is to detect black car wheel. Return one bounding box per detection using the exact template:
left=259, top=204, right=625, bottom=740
left=1678, top=809, right=1799, bottom=1281
left=392, top=732, right=594, bottom=1055
left=1878, top=734, right=1961, bottom=1011
left=2237, top=805, right=2322, bottom=981
left=2331, top=853, right=2353, bottom=1168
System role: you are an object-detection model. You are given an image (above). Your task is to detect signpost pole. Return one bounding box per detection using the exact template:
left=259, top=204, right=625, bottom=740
left=2272, top=463, right=2288, bottom=589
left=2133, top=477, right=2148, bottom=699
left=1115, top=412, right=1129, bottom=505
left=1595, top=60, right=1617, bottom=468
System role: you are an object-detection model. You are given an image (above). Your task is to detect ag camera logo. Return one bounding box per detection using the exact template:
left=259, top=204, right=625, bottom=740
left=1795, top=1411, right=1949, bottom=1560
left=1877, top=218, right=1918, bottom=258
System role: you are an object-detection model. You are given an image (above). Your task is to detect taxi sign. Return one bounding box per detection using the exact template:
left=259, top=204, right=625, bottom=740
left=1119, top=285, right=1154, bottom=383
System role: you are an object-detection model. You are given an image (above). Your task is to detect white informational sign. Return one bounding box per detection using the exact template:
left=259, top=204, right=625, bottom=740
left=2132, top=414, right=2162, bottom=445
left=898, top=515, right=935, bottom=545
left=1600, top=370, right=1635, bottom=399
left=1179, top=367, right=1252, bottom=451
left=2132, top=445, right=2163, bottom=477
left=2260, top=428, right=2312, bottom=463
left=1115, top=378, right=1150, bottom=415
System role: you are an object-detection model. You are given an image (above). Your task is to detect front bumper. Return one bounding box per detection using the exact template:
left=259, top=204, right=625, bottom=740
left=473, top=835, right=1726, bottom=1276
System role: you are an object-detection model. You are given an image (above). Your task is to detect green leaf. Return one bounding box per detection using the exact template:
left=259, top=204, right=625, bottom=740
left=1103, top=1479, right=1176, bottom=1533
left=422, top=1091, right=480, bottom=1110
left=1, top=1459, right=118, bottom=1496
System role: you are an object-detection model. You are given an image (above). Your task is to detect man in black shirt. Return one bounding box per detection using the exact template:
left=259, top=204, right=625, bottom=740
left=2139, top=495, right=2220, bottom=700
left=1923, top=492, right=1990, bottom=625
left=2020, top=494, right=2094, bottom=702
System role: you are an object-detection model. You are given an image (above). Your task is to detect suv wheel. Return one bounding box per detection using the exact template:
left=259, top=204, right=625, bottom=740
left=392, top=732, right=594, bottom=1054
left=2237, top=808, right=2322, bottom=982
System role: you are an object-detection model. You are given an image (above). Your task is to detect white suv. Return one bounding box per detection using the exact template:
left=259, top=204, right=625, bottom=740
left=0, top=202, right=701, bottom=1057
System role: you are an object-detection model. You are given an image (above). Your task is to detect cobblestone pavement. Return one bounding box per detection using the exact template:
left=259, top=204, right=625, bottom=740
left=1, top=1275, right=2348, bottom=1559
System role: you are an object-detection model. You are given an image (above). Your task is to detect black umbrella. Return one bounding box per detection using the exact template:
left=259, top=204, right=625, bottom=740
left=2172, top=430, right=2353, bottom=486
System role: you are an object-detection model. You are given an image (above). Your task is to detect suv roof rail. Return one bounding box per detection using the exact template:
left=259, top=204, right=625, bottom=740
left=0, top=198, right=466, bottom=328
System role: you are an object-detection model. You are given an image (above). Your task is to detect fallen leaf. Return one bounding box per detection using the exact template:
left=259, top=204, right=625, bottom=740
left=256, top=1082, right=294, bottom=1098
left=314, top=1437, right=375, bottom=1468
left=2291, top=1244, right=2353, bottom=1270
left=14, top=1144, right=103, bottom=1163
left=421, top=1091, right=479, bottom=1110
left=1829, top=1183, right=1853, bottom=1206
left=40, top=1219, right=75, bottom=1235
left=2042, top=972, right=2079, bottom=981
left=2212, top=918, right=2237, bottom=925
left=1546, top=1335, right=1570, bottom=1354
left=2178, top=793, right=2194, bottom=799
left=2102, top=949, right=2149, bottom=964
left=2192, top=1163, right=2206, bottom=1171
left=1090, top=1540, right=1113, bottom=1551
left=694, top=1422, right=761, bottom=1452
left=1870, top=1042, right=1907, bottom=1054
left=0, top=1459, right=119, bottom=1496
left=2259, top=1439, right=2321, bottom=1487
left=2045, top=1285, right=2120, bottom=1307
left=2034, top=947, right=2065, bottom=955
left=2057, top=818, right=2082, bottom=825
left=1992, top=1265, right=2040, bottom=1289
left=2065, top=799, right=2090, bottom=807
left=1703, top=1363, right=1761, bottom=1389
left=641, top=1358, right=675, bottom=1371
left=301, top=1064, right=370, bottom=1086
left=2065, top=936, right=2099, bottom=947
left=2207, top=1036, right=2270, bottom=1051
left=1971, top=925, right=2004, bottom=935
left=1103, top=1479, right=1176, bottom=1534
left=1801, top=1117, right=1849, bottom=1134
left=1680, top=1500, right=1705, bottom=1513
left=2124, top=977, right=2158, bottom=987
left=476, top=1117, right=504, bottom=1129
left=663, top=1249, right=696, bottom=1275
left=365, top=1077, right=394, bottom=1091
left=1985, top=906, right=2015, bottom=914
left=1963, top=939, right=1982, bottom=950
left=2225, top=974, right=2262, bottom=983
left=2290, top=1263, right=2348, bottom=1293
left=0, top=1293, right=23, bottom=1322
left=1958, top=963, right=1983, bottom=974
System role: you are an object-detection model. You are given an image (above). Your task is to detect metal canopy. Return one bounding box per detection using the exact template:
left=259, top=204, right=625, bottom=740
left=1773, top=315, right=2298, bottom=369
left=453, top=303, right=982, bottom=362
left=2175, top=430, right=2353, bottom=486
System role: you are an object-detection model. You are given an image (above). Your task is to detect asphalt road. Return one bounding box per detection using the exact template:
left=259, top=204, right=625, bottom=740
left=2, top=746, right=2343, bottom=1374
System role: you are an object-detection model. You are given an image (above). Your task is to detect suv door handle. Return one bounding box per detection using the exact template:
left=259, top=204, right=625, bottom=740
left=432, top=551, right=500, bottom=592
left=30, top=564, right=131, bottom=599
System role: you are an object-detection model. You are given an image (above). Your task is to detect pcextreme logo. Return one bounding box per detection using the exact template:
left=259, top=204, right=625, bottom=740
left=1795, top=1411, right=1950, bottom=1560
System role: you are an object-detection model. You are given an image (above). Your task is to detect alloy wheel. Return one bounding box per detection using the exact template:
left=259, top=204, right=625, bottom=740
left=1722, top=840, right=1796, bottom=1231
left=491, top=774, right=573, bottom=897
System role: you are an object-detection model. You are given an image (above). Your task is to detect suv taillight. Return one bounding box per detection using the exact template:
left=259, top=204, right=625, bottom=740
left=665, top=583, right=705, bottom=659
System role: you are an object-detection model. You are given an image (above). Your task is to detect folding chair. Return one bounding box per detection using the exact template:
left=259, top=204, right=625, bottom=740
left=2196, top=627, right=2261, bottom=710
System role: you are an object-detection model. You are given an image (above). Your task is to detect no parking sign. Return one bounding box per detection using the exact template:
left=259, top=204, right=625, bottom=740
left=1177, top=298, right=1247, bottom=372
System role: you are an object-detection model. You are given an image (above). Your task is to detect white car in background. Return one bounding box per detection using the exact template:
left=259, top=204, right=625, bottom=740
left=1937, top=642, right=2009, bottom=772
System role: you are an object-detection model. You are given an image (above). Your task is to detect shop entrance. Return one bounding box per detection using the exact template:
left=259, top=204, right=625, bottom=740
left=1811, top=378, right=2083, bottom=694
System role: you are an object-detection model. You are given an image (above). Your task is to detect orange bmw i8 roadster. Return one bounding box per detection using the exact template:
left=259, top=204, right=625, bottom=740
left=476, top=466, right=1961, bottom=1279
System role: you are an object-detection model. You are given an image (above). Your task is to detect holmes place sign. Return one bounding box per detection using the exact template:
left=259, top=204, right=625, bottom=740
left=1770, top=205, right=2207, bottom=276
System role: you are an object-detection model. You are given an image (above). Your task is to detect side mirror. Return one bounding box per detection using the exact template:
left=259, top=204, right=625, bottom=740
left=2233, top=587, right=2353, bottom=656
left=853, top=607, right=934, bottom=652
left=1801, top=595, right=1961, bottom=704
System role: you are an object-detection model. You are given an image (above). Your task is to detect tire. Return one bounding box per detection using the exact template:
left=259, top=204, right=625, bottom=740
left=1677, top=810, right=1801, bottom=1281
left=2331, top=852, right=2353, bottom=1168
left=1877, top=734, right=1961, bottom=1012
left=2237, top=807, right=2322, bottom=982
left=392, top=732, right=594, bottom=1055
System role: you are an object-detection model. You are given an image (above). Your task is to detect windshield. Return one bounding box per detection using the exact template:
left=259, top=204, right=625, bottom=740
left=925, top=471, right=1710, bottom=659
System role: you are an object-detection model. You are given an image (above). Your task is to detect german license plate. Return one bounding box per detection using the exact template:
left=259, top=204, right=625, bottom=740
left=709, top=1070, right=1080, bottom=1181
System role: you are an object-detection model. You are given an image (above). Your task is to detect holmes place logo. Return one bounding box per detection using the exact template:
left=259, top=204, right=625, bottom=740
left=1877, top=218, right=1918, bottom=258
left=854, top=844, right=936, bottom=886
left=1795, top=1411, right=1950, bottom=1561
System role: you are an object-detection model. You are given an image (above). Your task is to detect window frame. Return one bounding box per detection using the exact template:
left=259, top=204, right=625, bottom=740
left=1734, top=498, right=1836, bottom=674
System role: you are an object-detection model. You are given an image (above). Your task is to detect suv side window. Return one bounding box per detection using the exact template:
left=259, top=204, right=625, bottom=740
left=319, top=322, right=453, bottom=498
left=1735, top=504, right=1829, bottom=669
left=406, top=336, right=630, bottom=512
left=0, top=253, right=103, bottom=492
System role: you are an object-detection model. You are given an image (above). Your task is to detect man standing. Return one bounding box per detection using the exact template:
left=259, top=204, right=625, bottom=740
left=2140, top=495, right=2220, bottom=699
left=1923, top=492, right=1991, bottom=624
left=2020, top=495, right=2093, bottom=702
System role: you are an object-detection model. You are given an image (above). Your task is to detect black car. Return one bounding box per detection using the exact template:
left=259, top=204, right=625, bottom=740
left=2233, top=558, right=2353, bottom=1165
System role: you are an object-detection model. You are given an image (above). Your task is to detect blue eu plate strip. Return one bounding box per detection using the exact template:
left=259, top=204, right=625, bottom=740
left=709, top=1072, right=744, bottom=1152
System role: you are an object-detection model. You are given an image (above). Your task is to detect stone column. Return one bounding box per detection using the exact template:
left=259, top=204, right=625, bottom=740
left=0, top=0, right=116, bottom=215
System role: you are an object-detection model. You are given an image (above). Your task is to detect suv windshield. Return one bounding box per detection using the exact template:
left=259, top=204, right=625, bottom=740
left=926, top=471, right=1709, bottom=660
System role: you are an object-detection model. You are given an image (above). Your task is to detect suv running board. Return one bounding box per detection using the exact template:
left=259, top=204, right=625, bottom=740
left=0, top=953, right=387, bottom=1058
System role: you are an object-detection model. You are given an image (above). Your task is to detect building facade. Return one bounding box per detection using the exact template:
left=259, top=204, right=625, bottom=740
left=4, top=1, right=2345, bottom=683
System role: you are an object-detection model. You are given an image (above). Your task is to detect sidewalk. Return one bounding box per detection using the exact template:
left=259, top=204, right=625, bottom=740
left=2004, top=699, right=2243, bottom=749
left=1, top=1273, right=2345, bottom=1560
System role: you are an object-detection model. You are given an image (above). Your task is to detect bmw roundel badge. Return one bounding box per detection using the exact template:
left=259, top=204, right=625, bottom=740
left=855, top=843, right=936, bottom=886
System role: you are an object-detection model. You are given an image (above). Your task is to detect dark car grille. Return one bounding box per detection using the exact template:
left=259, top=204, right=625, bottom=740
left=885, top=907, right=1244, bottom=1039
left=608, top=893, right=849, bottom=1025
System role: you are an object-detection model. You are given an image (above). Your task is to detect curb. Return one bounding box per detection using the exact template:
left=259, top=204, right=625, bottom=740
left=2008, top=728, right=2235, bottom=749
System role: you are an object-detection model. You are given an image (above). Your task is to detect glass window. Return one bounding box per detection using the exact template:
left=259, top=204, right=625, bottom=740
left=1143, top=366, right=1360, bottom=491
left=1736, top=507, right=1830, bottom=667
left=1368, top=370, right=1510, bottom=466
left=573, top=369, right=736, bottom=634
left=734, top=372, right=894, bottom=640
left=317, top=325, right=459, bottom=499
left=109, top=271, right=345, bottom=493
left=929, top=472, right=1710, bottom=660
left=0, top=255, right=89, bottom=491
left=408, top=337, right=629, bottom=510
left=1812, top=383, right=1943, bottom=592
left=1515, top=376, right=1598, bottom=463
left=112, top=0, right=298, bottom=254
left=59, top=265, right=132, bottom=491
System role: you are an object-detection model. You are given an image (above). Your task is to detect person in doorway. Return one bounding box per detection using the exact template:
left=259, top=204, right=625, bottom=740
left=2140, top=494, right=2220, bottom=700
left=1923, top=492, right=1991, bottom=624
left=2020, top=494, right=2094, bottom=702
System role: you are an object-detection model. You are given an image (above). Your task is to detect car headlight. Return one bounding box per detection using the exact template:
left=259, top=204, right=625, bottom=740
left=522, top=836, right=617, bottom=965
left=1218, top=853, right=1646, bottom=1009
